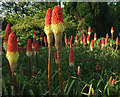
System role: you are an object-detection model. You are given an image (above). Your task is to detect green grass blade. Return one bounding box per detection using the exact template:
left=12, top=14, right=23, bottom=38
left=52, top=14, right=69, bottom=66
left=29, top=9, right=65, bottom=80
left=66, top=80, right=75, bottom=95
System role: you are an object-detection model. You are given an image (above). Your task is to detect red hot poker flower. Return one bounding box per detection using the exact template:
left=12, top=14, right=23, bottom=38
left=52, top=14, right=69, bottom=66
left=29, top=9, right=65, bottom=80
left=4, top=24, right=12, bottom=42
left=94, top=33, right=97, bottom=41
left=102, top=38, right=105, bottom=44
left=44, top=36, right=47, bottom=46
left=69, top=48, right=75, bottom=67
left=52, top=6, right=63, bottom=24
left=106, top=33, right=109, bottom=39
left=78, top=66, right=81, bottom=77
left=88, top=26, right=91, bottom=32
left=27, top=40, right=32, bottom=52
left=70, top=39, right=72, bottom=49
left=32, top=38, right=35, bottom=48
left=7, top=33, right=18, bottom=53
left=105, top=38, right=108, bottom=44
left=87, top=35, right=90, bottom=44
left=97, top=41, right=100, bottom=46
left=45, top=8, right=52, bottom=26
left=6, top=32, right=19, bottom=73
left=68, top=37, right=70, bottom=43
left=116, top=37, right=119, bottom=45
left=71, top=35, right=73, bottom=41
left=34, top=40, right=39, bottom=53
left=111, top=27, right=114, bottom=33
left=80, top=35, right=83, bottom=44
left=91, top=40, right=94, bottom=47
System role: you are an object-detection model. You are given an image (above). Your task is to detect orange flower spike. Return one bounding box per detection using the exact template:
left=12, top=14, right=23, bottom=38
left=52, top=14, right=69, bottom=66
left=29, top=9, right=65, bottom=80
left=70, top=39, right=73, bottom=49
left=3, top=24, right=12, bottom=51
left=51, top=6, right=64, bottom=35
left=77, top=66, right=81, bottom=77
left=112, top=79, right=115, bottom=85
left=44, top=36, right=47, bottom=46
left=65, top=34, right=67, bottom=43
left=94, top=33, right=97, bottom=41
left=87, top=35, right=90, bottom=44
left=6, top=32, right=19, bottom=73
left=68, top=37, right=70, bottom=43
left=116, top=37, right=119, bottom=46
left=71, top=35, right=73, bottom=41
left=102, top=38, right=105, bottom=48
left=69, top=48, right=75, bottom=67
left=26, top=40, right=32, bottom=57
left=111, top=27, right=114, bottom=34
left=34, top=40, right=39, bottom=53
left=80, top=35, right=83, bottom=44
left=44, top=8, right=52, bottom=35
left=75, top=35, right=78, bottom=43
left=90, top=40, right=94, bottom=52
left=110, top=40, right=112, bottom=47
left=106, top=33, right=109, bottom=39
left=88, top=26, right=91, bottom=36
left=96, top=62, right=100, bottom=71
left=109, top=76, right=112, bottom=85
left=54, top=50, right=58, bottom=64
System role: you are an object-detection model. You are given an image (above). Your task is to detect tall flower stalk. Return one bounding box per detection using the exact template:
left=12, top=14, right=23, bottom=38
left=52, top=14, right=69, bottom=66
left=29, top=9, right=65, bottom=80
left=3, top=24, right=12, bottom=91
left=44, top=8, right=53, bottom=96
left=51, top=6, right=64, bottom=95
left=6, top=32, right=19, bottom=96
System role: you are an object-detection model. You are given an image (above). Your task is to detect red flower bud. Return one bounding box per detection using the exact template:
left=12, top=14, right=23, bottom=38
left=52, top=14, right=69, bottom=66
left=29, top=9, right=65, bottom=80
left=105, top=38, right=108, bottom=44
left=71, top=35, right=73, bottom=41
left=88, top=26, right=91, bottom=32
left=70, top=39, right=72, bottom=49
left=27, top=40, right=32, bottom=52
left=68, top=37, right=70, bottom=43
left=4, top=24, right=12, bottom=42
left=44, top=36, right=47, bottom=46
left=110, top=40, right=112, bottom=46
left=34, top=40, right=39, bottom=52
left=94, top=33, right=97, bottom=41
left=116, top=37, right=119, bottom=45
left=106, top=33, right=108, bottom=39
left=102, top=38, right=105, bottom=44
left=78, top=66, right=81, bottom=77
left=87, top=35, right=90, bottom=44
left=112, top=79, right=115, bottom=85
left=91, top=40, right=94, bottom=47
